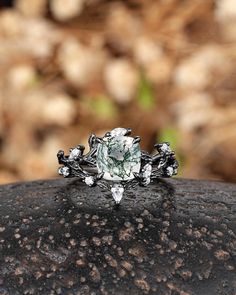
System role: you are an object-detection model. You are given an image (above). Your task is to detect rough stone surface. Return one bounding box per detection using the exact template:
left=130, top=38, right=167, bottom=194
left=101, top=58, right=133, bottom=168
left=0, top=178, right=236, bottom=295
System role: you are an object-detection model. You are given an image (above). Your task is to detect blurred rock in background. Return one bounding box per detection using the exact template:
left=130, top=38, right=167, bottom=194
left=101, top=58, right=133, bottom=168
left=0, top=0, right=236, bottom=184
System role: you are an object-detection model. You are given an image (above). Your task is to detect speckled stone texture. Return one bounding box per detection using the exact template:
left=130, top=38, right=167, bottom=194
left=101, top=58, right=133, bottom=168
left=0, top=178, right=236, bottom=295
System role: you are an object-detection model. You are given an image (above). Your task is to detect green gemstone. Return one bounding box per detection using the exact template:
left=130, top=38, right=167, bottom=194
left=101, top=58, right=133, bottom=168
left=96, top=136, right=141, bottom=181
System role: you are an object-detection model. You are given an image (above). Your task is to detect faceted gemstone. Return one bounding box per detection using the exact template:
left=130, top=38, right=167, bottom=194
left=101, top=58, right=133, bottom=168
left=111, top=184, right=124, bottom=204
left=84, top=176, right=94, bottom=186
left=160, top=143, right=171, bottom=153
left=58, top=166, right=70, bottom=177
left=142, top=163, right=152, bottom=186
left=69, top=148, right=81, bottom=160
left=96, top=136, right=141, bottom=181
left=109, top=128, right=129, bottom=137
left=142, top=163, right=152, bottom=178
left=166, top=166, right=174, bottom=176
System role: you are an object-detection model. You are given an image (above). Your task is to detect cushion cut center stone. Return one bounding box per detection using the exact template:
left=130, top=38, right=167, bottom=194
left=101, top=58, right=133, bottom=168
left=96, top=136, right=141, bottom=181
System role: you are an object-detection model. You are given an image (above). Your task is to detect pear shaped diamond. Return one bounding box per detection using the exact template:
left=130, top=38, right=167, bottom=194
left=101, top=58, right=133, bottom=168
left=111, top=184, right=124, bottom=204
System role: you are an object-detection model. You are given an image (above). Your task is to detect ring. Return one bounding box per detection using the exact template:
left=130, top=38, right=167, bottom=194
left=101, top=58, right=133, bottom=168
left=57, top=127, right=179, bottom=204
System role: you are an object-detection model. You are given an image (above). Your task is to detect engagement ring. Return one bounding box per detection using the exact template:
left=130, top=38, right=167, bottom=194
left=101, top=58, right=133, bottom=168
left=57, top=128, right=178, bottom=204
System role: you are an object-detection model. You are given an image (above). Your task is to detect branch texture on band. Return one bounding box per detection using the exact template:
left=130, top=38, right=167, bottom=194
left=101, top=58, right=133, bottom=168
left=57, top=127, right=179, bottom=204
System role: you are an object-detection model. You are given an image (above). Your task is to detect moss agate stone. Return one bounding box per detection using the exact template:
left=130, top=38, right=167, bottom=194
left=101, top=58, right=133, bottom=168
left=96, top=136, right=141, bottom=181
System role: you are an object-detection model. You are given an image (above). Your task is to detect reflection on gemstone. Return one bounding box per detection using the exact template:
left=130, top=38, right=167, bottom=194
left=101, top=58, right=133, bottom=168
left=96, top=136, right=141, bottom=181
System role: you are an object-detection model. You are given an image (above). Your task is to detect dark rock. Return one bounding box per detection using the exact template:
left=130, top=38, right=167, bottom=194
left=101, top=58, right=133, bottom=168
left=0, top=178, right=236, bottom=295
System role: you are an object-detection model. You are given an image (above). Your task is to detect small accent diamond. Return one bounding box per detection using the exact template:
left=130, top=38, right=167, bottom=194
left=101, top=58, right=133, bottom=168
left=160, top=143, right=171, bottom=153
left=69, top=148, right=81, bottom=160
left=166, top=166, right=174, bottom=176
left=110, top=128, right=129, bottom=137
left=142, top=164, right=152, bottom=185
left=143, top=164, right=152, bottom=178
left=111, top=184, right=124, bottom=204
left=84, top=176, right=94, bottom=186
left=58, top=166, right=70, bottom=177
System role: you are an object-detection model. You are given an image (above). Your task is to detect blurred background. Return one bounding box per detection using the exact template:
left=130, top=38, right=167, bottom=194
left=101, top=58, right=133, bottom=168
left=0, top=0, right=236, bottom=184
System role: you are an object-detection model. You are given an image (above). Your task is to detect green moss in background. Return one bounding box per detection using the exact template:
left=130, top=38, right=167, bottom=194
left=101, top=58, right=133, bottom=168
left=137, top=71, right=155, bottom=111
left=82, top=95, right=118, bottom=120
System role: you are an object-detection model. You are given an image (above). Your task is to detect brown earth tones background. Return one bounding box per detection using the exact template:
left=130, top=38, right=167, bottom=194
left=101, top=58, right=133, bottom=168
left=0, top=0, right=236, bottom=184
